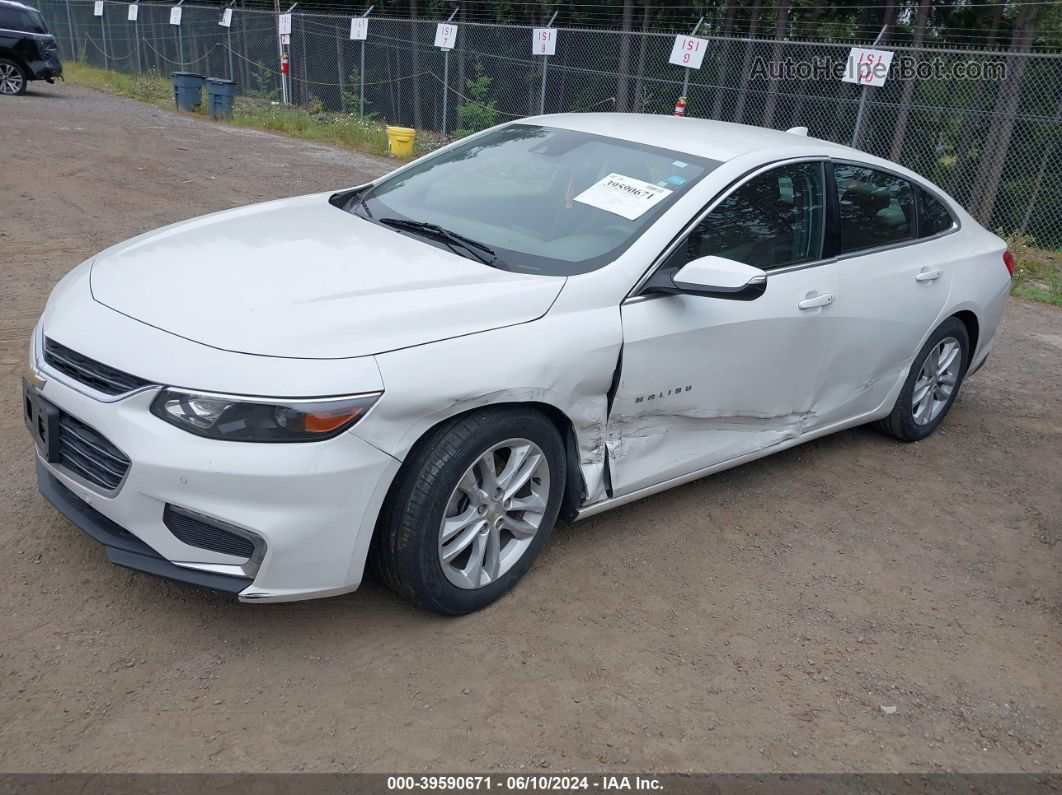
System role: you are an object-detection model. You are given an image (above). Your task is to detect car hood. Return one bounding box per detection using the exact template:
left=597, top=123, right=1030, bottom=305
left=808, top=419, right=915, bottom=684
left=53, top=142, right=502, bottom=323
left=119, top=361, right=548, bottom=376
left=89, top=193, right=565, bottom=359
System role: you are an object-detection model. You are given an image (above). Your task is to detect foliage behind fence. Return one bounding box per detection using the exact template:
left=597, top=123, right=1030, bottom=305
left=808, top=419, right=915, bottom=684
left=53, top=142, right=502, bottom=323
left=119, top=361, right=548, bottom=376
left=41, top=0, right=1062, bottom=248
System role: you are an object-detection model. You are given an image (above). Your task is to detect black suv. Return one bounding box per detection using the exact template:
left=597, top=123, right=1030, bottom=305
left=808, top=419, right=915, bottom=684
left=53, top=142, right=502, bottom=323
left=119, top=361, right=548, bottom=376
left=0, top=0, right=61, bottom=95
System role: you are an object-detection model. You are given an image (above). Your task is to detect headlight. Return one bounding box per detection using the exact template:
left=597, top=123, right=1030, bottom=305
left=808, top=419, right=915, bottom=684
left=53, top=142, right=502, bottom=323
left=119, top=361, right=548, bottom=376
left=150, top=388, right=381, bottom=442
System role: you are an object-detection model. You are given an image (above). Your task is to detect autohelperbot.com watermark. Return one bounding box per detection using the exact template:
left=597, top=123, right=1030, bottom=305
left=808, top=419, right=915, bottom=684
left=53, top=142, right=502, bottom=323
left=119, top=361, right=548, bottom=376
left=750, top=55, right=1008, bottom=82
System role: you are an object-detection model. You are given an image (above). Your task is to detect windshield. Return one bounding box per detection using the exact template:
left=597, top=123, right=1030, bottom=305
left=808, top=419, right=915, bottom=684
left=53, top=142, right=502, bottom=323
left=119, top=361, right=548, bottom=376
left=343, top=124, right=719, bottom=276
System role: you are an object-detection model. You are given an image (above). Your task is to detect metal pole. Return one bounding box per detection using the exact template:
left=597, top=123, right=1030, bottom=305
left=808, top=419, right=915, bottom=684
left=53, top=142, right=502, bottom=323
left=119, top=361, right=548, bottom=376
left=280, top=3, right=296, bottom=105
left=851, top=25, right=888, bottom=149
left=63, top=0, right=74, bottom=61
left=176, top=0, right=184, bottom=66
left=538, top=9, right=558, bottom=115
left=99, top=6, right=107, bottom=68
left=359, top=5, right=373, bottom=116
left=226, top=2, right=235, bottom=81
left=134, top=5, right=141, bottom=73
left=681, top=16, right=704, bottom=102
left=439, top=6, right=458, bottom=135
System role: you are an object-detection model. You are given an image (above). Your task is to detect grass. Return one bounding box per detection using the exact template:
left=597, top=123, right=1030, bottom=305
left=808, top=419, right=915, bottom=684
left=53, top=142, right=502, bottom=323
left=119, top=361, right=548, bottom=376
left=1007, top=236, right=1062, bottom=307
left=62, top=62, right=423, bottom=161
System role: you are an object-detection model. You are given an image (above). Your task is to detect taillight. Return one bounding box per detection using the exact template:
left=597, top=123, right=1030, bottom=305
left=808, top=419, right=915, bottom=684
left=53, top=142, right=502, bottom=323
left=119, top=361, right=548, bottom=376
left=1002, top=250, right=1015, bottom=278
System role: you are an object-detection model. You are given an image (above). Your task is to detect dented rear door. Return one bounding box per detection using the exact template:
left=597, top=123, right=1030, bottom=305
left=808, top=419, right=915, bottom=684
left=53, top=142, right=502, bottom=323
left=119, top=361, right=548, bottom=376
left=607, top=264, right=838, bottom=496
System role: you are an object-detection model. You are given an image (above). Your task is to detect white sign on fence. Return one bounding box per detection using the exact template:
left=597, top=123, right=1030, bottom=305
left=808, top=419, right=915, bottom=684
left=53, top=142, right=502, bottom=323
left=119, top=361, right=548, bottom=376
left=434, top=23, right=458, bottom=50
left=219, top=7, right=232, bottom=27
left=350, top=17, right=368, bottom=40
left=127, top=3, right=138, bottom=21
left=169, top=6, right=182, bottom=25
left=93, top=1, right=103, bottom=16
left=842, top=47, right=894, bottom=87
left=532, top=28, right=556, bottom=56
left=668, top=35, right=708, bottom=69
left=278, top=12, right=292, bottom=35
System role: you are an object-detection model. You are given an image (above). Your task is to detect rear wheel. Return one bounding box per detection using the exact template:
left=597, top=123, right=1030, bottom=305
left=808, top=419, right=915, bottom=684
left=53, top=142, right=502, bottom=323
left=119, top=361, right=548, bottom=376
left=875, top=317, right=969, bottom=442
left=0, top=59, right=27, bottom=96
left=372, top=407, right=565, bottom=615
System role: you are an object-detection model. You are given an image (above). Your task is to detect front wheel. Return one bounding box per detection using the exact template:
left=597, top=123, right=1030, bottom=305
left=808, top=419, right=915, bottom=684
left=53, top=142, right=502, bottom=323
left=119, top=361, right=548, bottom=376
left=0, top=59, right=28, bottom=96
left=875, top=317, right=969, bottom=442
left=372, top=407, right=566, bottom=615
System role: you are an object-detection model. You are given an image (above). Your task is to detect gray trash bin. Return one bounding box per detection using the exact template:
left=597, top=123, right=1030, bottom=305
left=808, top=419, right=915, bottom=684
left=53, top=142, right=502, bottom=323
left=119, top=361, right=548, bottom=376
left=206, top=78, right=238, bottom=120
left=171, top=72, right=204, bottom=112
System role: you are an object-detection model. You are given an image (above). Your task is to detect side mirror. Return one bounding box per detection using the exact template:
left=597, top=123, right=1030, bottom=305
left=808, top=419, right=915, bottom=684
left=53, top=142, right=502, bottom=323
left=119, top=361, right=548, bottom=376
left=644, top=256, right=767, bottom=301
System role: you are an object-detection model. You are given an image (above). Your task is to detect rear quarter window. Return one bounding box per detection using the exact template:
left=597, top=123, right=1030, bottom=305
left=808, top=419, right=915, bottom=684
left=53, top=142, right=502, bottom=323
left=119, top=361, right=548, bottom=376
left=919, top=191, right=956, bottom=237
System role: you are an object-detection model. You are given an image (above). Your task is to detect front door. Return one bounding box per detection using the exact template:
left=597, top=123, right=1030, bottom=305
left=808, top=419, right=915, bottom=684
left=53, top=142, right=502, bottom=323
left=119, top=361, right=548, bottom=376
left=607, top=160, right=838, bottom=496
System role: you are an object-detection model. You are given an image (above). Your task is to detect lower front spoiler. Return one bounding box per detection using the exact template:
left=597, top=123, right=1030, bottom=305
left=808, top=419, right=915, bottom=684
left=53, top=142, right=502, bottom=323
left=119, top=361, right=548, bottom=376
left=36, top=459, right=252, bottom=596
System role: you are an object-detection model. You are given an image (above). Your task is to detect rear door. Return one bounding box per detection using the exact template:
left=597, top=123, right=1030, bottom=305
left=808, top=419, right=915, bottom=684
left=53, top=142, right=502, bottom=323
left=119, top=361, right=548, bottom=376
left=811, top=162, right=956, bottom=426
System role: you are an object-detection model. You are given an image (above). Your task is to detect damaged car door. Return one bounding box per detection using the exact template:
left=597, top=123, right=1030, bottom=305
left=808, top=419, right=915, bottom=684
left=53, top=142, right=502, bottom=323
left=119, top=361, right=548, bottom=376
left=607, top=160, right=837, bottom=496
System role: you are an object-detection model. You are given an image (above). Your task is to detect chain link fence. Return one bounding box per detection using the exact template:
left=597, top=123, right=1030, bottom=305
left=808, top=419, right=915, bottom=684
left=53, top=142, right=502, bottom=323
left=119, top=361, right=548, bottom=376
left=38, top=0, right=1062, bottom=249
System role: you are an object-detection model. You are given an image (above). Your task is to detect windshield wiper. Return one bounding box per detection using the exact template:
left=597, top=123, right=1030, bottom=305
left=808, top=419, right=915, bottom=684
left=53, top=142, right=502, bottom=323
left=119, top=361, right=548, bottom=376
left=329, top=186, right=373, bottom=218
left=378, top=217, right=501, bottom=269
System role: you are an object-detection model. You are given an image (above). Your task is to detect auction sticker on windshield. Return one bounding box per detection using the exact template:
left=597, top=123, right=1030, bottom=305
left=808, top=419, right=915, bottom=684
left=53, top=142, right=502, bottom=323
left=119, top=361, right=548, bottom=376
left=573, top=173, right=672, bottom=221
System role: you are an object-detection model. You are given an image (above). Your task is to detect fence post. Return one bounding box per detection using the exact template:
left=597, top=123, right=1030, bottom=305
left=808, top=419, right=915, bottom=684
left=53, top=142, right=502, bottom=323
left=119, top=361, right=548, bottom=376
left=63, top=0, right=75, bottom=60
left=850, top=25, right=888, bottom=149
left=99, top=3, right=107, bottom=67
left=175, top=0, right=184, bottom=66
left=538, top=10, right=558, bottom=115
left=225, top=1, right=235, bottom=81
left=279, top=3, right=296, bottom=105
left=440, top=6, right=459, bottom=136
left=359, top=6, right=373, bottom=116
left=680, top=16, right=704, bottom=103
left=133, top=2, right=141, bottom=73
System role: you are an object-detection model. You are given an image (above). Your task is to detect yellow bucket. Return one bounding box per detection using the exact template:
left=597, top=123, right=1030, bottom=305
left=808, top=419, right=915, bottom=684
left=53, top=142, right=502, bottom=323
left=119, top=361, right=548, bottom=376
left=386, top=126, right=416, bottom=158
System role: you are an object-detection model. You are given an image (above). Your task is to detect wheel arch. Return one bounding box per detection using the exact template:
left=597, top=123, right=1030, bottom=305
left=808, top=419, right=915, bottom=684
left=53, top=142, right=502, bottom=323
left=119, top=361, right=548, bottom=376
left=377, top=400, right=587, bottom=530
left=0, top=52, right=31, bottom=76
left=950, top=309, right=980, bottom=362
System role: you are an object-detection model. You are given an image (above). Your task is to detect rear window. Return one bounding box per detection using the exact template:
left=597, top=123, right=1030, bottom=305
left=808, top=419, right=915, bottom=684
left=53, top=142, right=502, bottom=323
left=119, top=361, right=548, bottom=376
left=834, top=164, right=916, bottom=254
left=0, top=6, right=48, bottom=33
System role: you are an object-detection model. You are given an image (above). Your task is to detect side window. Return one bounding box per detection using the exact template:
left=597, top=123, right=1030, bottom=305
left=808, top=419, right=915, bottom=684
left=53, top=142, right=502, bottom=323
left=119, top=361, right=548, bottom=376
left=834, top=164, right=915, bottom=253
left=0, top=7, right=39, bottom=31
left=0, top=8, right=23, bottom=30
left=685, top=161, right=825, bottom=271
left=919, top=190, right=956, bottom=237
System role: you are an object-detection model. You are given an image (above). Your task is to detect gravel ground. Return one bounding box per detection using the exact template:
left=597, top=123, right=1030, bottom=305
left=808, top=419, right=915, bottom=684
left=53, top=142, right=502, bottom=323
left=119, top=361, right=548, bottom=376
left=0, top=84, right=1059, bottom=774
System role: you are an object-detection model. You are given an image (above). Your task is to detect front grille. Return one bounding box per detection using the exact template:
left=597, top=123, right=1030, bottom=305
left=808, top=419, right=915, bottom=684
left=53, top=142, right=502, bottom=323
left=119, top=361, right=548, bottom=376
left=44, top=338, right=152, bottom=396
left=163, top=505, right=257, bottom=559
left=57, top=414, right=131, bottom=491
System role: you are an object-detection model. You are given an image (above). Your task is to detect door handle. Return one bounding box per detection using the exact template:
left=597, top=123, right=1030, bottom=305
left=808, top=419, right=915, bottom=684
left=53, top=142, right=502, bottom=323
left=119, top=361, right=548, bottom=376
left=915, top=268, right=942, bottom=282
left=797, top=292, right=835, bottom=310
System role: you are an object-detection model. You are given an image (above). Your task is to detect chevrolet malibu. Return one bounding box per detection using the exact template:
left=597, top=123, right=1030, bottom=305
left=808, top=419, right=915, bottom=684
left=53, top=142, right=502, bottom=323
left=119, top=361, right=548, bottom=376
left=24, top=115, right=1012, bottom=614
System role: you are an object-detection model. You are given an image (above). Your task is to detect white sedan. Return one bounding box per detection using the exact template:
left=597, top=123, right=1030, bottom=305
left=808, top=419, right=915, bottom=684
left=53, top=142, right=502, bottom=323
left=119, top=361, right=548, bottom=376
left=24, top=114, right=1012, bottom=613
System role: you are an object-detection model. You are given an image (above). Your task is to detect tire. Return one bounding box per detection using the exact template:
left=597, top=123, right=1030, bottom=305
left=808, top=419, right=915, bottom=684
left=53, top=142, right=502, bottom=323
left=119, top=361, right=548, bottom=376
left=875, top=317, right=970, bottom=442
left=372, top=407, right=566, bottom=615
left=0, top=59, right=28, bottom=96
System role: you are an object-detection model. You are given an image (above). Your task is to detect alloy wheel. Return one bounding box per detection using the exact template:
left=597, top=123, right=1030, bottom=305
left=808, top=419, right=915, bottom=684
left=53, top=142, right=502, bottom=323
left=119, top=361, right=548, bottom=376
left=0, top=63, right=23, bottom=95
left=911, top=336, right=961, bottom=426
left=438, top=438, right=550, bottom=590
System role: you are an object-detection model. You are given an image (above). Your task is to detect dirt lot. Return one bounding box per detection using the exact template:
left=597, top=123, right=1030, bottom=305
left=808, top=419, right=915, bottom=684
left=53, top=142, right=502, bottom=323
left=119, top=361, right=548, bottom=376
left=0, top=83, right=1059, bottom=774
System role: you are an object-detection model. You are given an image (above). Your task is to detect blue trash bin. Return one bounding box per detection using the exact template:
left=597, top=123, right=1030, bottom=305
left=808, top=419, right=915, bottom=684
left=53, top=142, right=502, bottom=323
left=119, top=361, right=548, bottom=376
left=206, top=78, right=238, bottom=120
left=171, top=72, right=204, bottom=112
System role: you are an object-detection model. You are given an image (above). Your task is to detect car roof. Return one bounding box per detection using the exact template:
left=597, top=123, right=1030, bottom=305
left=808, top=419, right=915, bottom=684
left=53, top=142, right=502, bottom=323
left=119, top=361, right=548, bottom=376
left=525, top=112, right=858, bottom=163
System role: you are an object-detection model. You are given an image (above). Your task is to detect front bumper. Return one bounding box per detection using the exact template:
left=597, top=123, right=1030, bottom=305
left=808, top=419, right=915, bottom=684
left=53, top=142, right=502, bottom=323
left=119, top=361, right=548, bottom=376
left=36, top=459, right=251, bottom=595
left=31, top=374, right=401, bottom=603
